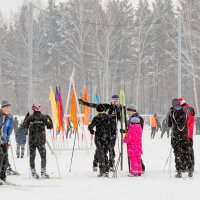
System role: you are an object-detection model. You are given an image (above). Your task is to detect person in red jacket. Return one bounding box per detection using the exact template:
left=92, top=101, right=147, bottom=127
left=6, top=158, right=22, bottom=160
left=178, top=98, right=195, bottom=173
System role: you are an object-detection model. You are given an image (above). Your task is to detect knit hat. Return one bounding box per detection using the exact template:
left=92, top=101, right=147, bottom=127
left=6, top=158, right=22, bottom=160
left=1, top=100, right=11, bottom=108
left=111, top=95, right=119, bottom=100
left=127, top=104, right=136, bottom=112
left=178, top=98, right=186, bottom=105
left=32, top=103, right=41, bottom=112
left=96, top=104, right=105, bottom=112
left=172, top=99, right=181, bottom=109
left=130, top=117, right=140, bottom=124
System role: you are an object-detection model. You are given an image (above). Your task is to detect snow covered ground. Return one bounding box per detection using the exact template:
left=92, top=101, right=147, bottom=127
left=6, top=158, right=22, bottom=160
left=1, top=126, right=200, bottom=200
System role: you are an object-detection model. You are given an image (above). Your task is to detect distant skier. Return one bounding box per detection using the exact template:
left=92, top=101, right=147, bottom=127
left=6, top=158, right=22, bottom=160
left=160, top=118, right=170, bottom=138
left=88, top=104, right=115, bottom=177
left=0, top=100, right=13, bottom=184
left=178, top=98, right=195, bottom=173
left=16, top=122, right=27, bottom=158
left=167, top=99, right=192, bottom=178
left=13, top=117, right=19, bottom=138
left=23, top=104, right=53, bottom=179
left=79, top=95, right=121, bottom=171
left=195, top=116, right=200, bottom=135
left=123, top=116, right=143, bottom=177
left=151, top=114, right=158, bottom=139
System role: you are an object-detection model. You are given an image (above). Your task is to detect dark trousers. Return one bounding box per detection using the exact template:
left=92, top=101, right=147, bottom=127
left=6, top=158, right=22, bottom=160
left=0, top=144, right=8, bottom=181
left=189, top=138, right=195, bottom=172
left=151, top=128, right=157, bottom=139
left=17, top=144, right=25, bottom=157
left=172, top=139, right=192, bottom=172
left=161, top=128, right=170, bottom=138
left=93, top=136, right=116, bottom=169
left=95, top=142, right=109, bottom=174
left=30, top=145, right=46, bottom=171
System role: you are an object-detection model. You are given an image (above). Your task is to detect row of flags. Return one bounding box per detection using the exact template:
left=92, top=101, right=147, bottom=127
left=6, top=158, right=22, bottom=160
left=49, top=85, right=96, bottom=133
left=49, top=86, right=126, bottom=135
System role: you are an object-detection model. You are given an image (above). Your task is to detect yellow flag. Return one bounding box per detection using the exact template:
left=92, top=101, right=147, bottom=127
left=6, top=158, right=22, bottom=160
left=49, top=86, right=58, bottom=127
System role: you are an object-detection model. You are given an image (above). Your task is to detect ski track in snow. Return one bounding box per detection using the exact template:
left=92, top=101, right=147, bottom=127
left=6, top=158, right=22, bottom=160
left=1, top=126, right=200, bottom=200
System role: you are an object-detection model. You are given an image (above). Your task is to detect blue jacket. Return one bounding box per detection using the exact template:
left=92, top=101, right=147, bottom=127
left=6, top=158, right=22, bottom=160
left=16, top=127, right=27, bottom=145
left=0, top=112, right=13, bottom=144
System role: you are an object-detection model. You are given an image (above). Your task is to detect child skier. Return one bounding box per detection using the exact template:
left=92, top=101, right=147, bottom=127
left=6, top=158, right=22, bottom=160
left=16, top=122, right=27, bottom=158
left=123, top=116, right=143, bottom=176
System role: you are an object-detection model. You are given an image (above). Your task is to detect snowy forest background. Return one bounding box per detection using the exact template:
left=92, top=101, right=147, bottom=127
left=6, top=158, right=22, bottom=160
left=0, top=0, right=200, bottom=116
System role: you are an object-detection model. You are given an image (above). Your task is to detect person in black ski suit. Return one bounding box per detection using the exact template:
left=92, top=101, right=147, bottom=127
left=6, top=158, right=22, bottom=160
left=88, top=104, right=115, bottom=177
left=79, top=95, right=121, bottom=171
left=16, top=123, right=27, bottom=158
left=126, top=105, right=145, bottom=173
left=23, top=104, right=53, bottom=179
left=167, top=99, right=192, bottom=178
left=160, top=118, right=170, bottom=138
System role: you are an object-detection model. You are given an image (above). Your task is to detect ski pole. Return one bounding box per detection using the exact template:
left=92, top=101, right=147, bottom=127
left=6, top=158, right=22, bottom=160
left=9, top=143, right=17, bottom=172
left=69, top=131, right=77, bottom=172
left=50, top=130, right=62, bottom=178
left=163, top=147, right=172, bottom=171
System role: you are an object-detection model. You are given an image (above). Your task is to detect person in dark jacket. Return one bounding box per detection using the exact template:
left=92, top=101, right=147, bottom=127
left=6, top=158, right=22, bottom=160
left=167, top=99, right=192, bottom=178
left=126, top=105, right=145, bottom=173
left=16, top=123, right=27, bottom=158
left=195, top=116, right=200, bottom=135
left=160, top=118, right=170, bottom=138
left=79, top=95, right=121, bottom=171
left=0, top=100, right=13, bottom=184
left=23, top=104, right=53, bottom=179
left=13, top=117, right=19, bottom=138
left=88, top=104, right=115, bottom=177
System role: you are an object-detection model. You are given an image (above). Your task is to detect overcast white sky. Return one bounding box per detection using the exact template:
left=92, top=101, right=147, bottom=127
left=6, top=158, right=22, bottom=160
left=0, top=0, right=178, bottom=21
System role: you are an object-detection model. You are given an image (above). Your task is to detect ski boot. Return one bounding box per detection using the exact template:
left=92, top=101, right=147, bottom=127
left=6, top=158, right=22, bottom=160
left=31, top=169, right=40, bottom=179
left=175, top=171, right=182, bottom=178
left=109, top=167, right=115, bottom=172
left=188, top=169, right=193, bottom=178
left=6, top=167, right=20, bottom=176
left=41, top=168, right=50, bottom=179
left=0, top=178, right=5, bottom=185
left=97, top=172, right=105, bottom=177
left=93, top=167, right=98, bottom=172
left=104, top=172, right=109, bottom=178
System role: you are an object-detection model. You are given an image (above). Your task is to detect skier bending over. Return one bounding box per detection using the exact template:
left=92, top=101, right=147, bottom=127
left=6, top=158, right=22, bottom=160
left=88, top=104, right=115, bottom=177
left=79, top=95, right=121, bottom=171
left=23, top=104, right=53, bottom=179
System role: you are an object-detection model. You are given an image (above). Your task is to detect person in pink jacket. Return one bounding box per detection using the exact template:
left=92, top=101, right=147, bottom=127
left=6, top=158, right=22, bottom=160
left=123, top=117, right=143, bottom=176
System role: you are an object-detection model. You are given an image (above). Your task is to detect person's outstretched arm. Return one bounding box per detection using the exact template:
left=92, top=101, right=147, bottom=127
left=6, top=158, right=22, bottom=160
left=78, top=99, right=97, bottom=108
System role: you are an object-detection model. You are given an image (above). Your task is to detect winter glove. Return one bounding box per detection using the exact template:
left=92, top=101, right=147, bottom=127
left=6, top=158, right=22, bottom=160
left=120, top=129, right=126, bottom=134
left=46, top=115, right=53, bottom=129
left=90, top=130, right=95, bottom=135
left=78, top=99, right=84, bottom=105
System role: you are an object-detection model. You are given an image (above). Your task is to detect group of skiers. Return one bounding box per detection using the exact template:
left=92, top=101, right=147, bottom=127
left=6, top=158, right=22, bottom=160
left=79, top=95, right=145, bottom=177
left=0, top=100, right=53, bottom=185
left=0, top=95, right=197, bottom=184
left=150, top=114, right=170, bottom=139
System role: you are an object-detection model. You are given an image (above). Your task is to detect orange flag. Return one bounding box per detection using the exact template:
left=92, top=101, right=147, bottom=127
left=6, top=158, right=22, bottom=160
left=71, top=88, right=78, bottom=132
left=82, top=86, right=90, bottom=125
